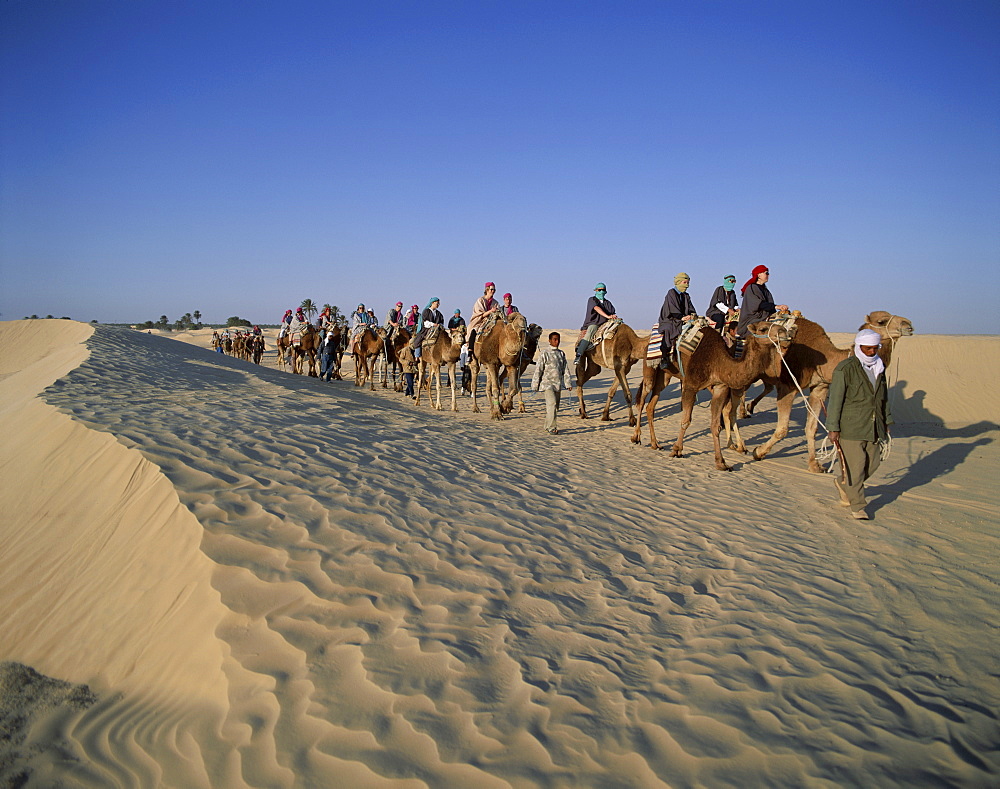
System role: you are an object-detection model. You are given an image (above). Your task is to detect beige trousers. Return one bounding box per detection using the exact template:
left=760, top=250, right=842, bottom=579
left=838, top=439, right=882, bottom=512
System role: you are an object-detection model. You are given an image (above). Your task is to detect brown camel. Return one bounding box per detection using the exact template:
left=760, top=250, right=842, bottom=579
left=469, top=311, right=531, bottom=420
left=415, top=325, right=467, bottom=411
left=575, top=320, right=648, bottom=425
left=667, top=319, right=798, bottom=470
left=320, top=325, right=346, bottom=380
left=629, top=317, right=715, bottom=449
left=497, top=323, right=543, bottom=413
left=351, top=325, right=385, bottom=390
left=379, top=327, right=411, bottom=391
left=290, top=325, right=320, bottom=377
left=745, top=310, right=913, bottom=472
left=275, top=332, right=290, bottom=371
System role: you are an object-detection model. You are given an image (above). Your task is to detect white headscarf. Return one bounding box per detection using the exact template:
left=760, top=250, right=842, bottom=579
left=854, top=329, right=885, bottom=385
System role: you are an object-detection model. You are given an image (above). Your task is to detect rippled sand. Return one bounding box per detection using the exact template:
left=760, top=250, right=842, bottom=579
left=1, top=320, right=997, bottom=787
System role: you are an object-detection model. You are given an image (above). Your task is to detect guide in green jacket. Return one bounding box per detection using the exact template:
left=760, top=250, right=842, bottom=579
left=827, top=329, right=893, bottom=520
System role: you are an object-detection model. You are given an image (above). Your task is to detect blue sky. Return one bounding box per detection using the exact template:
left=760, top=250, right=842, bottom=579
left=2, top=0, right=998, bottom=333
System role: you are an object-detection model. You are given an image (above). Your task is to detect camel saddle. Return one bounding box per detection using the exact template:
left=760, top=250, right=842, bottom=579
left=645, top=318, right=709, bottom=361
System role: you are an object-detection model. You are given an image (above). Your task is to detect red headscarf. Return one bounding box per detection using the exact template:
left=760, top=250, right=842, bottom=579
left=741, top=265, right=769, bottom=295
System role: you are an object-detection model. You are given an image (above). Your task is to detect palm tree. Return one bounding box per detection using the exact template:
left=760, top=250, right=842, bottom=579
left=300, top=299, right=317, bottom=322
left=193, top=310, right=201, bottom=327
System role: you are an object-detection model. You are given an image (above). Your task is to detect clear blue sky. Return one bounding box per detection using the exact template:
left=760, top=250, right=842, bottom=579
left=2, top=0, right=998, bottom=333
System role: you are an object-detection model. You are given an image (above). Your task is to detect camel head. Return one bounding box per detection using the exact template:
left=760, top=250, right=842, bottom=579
left=861, top=311, right=914, bottom=339
left=449, top=324, right=467, bottom=344
left=526, top=323, right=543, bottom=343
left=748, top=318, right=798, bottom=377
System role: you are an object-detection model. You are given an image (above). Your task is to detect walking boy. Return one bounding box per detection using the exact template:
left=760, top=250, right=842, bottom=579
left=532, top=332, right=573, bottom=434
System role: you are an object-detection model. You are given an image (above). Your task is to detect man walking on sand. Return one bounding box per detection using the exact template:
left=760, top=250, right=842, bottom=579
left=827, top=328, right=893, bottom=520
left=532, top=332, right=573, bottom=434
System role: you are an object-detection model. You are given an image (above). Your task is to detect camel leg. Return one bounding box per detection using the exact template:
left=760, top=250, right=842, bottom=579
left=671, top=387, right=697, bottom=458
left=470, top=360, right=481, bottom=413
left=725, top=388, right=748, bottom=453
left=576, top=358, right=595, bottom=419
left=646, top=376, right=668, bottom=451
left=486, top=365, right=503, bottom=420
left=752, top=383, right=794, bottom=461
left=415, top=362, right=425, bottom=406
left=601, top=376, right=619, bottom=422
left=433, top=365, right=443, bottom=410
left=630, top=369, right=649, bottom=444
left=746, top=383, right=773, bottom=417
left=804, top=385, right=828, bottom=473
left=710, top=388, right=733, bottom=471
left=448, top=362, right=458, bottom=411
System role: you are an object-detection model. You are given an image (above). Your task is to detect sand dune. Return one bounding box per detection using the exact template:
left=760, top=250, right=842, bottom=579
left=2, top=320, right=997, bottom=787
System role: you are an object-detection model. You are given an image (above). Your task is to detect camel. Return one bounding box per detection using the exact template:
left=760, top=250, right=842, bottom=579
left=666, top=319, right=798, bottom=470
left=497, top=323, right=543, bottom=413
left=351, top=325, right=385, bottom=390
left=744, top=310, right=913, bottom=472
left=415, top=325, right=467, bottom=411
left=575, top=320, right=648, bottom=425
left=290, top=325, right=320, bottom=376
left=320, top=325, right=346, bottom=380
left=469, top=311, right=532, bottom=420
left=275, top=333, right=290, bottom=371
left=379, top=327, right=411, bottom=391
left=629, top=317, right=715, bottom=449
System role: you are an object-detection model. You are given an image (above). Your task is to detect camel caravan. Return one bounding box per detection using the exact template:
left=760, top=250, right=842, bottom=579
left=228, top=286, right=912, bottom=473
left=212, top=329, right=265, bottom=365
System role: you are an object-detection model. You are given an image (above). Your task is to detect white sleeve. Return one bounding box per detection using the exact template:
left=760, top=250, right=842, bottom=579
left=715, top=302, right=730, bottom=313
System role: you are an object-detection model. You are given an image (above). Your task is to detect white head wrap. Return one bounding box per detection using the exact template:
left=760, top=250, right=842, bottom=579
left=854, top=329, right=885, bottom=384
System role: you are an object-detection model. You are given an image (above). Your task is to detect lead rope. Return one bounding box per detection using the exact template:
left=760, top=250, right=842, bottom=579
left=759, top=323, right=840, bottom=473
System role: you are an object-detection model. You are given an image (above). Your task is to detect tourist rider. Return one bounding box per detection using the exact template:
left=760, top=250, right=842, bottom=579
left=736, top=266, right=788, bottom=338
left=413, top=297, right=444, bottom=359
left=404, top=304, right=420, bottom=333
left=827, top=329, right=893, bottom=520
left=468, top=282, right=498, bottom=359
left=706, top=274, right=739, bottom=333
left=658, top=273, right=696, bottom=367
left=277, top=309, right=293, bottom=339
left=384, top=301, right=405, bottom=360
left=448, top=309, right=466, bottom=329
left=575, top=282, right=617, bottom=364
left=500, top=293, right=518, bottom=317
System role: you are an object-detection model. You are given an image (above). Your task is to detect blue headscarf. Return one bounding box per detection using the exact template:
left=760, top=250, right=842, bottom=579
left=417, top=297, right=440, bottom=333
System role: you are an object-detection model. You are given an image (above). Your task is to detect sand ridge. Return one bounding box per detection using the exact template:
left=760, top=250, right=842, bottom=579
left=1, top=321, right=998, bottom=787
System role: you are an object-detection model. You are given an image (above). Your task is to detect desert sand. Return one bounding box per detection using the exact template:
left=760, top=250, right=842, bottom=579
left=1, top=319, right=998, bottom=787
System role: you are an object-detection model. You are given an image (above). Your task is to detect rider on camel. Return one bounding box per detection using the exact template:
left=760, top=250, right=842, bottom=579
left=468, top=282, right=498, bottom=360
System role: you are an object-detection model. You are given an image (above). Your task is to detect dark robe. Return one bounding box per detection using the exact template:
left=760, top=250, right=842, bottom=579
left=736, top=283, right=776, bottom=337
left=658, top=288, right=695, bottom=353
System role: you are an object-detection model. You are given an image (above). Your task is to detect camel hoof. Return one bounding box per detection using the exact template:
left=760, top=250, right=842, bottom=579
left=600, top=415, right=611, bottom=422
left=671, top=449, right=683, bottom=458
left=630, top=436, right=640, bottom=445
left=628, top=417, right=637, bottom=427
left=752, top=449, right=765, bottom=461
left=808, top=462, right=825, bottom=474
left=716, top=462, right=732, bottom=471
